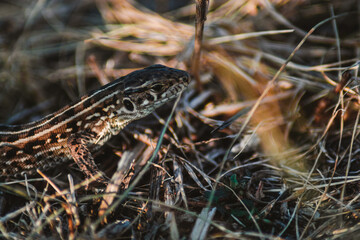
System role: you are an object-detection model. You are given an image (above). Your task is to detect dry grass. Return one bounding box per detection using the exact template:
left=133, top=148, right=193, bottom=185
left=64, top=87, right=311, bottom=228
left=0, top=0, right=360, bottom=239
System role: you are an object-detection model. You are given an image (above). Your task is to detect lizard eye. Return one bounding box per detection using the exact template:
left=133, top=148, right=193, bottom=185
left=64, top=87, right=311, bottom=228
left=123, top=99, right=134, bottom=111
left=151, top=84, right=163, bottom=92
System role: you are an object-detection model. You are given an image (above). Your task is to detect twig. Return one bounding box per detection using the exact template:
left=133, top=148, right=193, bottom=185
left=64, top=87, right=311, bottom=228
left=191, top=0, right=209, bottom=90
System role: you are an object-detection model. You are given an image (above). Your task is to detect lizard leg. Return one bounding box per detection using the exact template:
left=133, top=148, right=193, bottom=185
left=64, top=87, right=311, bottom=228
left=67, top=133, right=107, bottom=184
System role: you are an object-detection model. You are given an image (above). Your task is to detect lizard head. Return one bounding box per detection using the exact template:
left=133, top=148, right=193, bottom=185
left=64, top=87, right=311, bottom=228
left=115, top=64, right=190, bottom=120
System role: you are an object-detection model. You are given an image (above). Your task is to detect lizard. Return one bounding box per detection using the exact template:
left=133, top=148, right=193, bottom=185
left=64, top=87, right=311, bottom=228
left=0, top=64, right=190, bottom=182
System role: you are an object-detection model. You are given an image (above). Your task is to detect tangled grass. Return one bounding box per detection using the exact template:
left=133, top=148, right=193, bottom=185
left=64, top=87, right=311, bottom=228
left=0, top=0, right=359, bottom=239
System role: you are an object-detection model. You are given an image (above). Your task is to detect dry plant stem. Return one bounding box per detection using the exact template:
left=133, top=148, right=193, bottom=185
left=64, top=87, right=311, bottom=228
left=335, top=71, right=352, bottom=93
left=330, top=5, right=341, bottom=76
left=67, top=175, right=80, bottom=228
left=98, top=143, right=146, bottom=221
left=331, top=5, right=345, bottom=163
left=191, top=0, right=209, bottom=90
left=207, top=29, right=294, bottom=45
